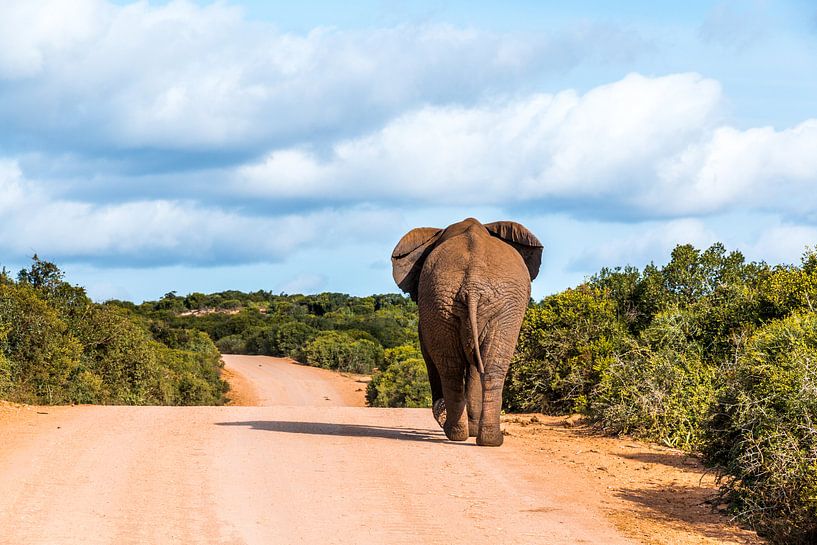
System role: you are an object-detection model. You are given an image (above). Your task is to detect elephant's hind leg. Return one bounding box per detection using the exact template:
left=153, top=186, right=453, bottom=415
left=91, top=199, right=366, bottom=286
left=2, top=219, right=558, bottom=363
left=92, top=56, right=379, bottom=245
left=419, top=328, right=445, bottom=428
left=438, top=363, right=469, bottom=442
left=465, top=363, right=483, bottom=437
left=419, top=306, right=468, bottom=441
left=475, top=319, right=520, bottom=447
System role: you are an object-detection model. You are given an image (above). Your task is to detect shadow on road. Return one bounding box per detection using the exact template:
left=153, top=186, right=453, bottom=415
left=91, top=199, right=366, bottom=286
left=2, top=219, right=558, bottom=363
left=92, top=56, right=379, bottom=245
left=215, top=420, right=449, bottom=443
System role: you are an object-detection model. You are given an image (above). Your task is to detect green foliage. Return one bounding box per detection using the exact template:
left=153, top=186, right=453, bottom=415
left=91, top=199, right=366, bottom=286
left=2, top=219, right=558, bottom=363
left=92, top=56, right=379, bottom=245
left=592, top=309, right=716, bottom=450
left=216, top=334, right=247, bottom=354
left=123, top=290, right=418, bottom=359
left=702, top=313, right=817, bottom=544
left=0, top=349, right=11, bottom=398
left=0, top=283, right=82, bottom=403
left=510, top=243, right=817, bottom=543
left=0, top=257, right=226, bottom=406
left=304, top=331, right=384, bottom=374
left=367, top=344, right=428, bottom=407
left=505, top=285, right=631, bottom=414
left=274, top=321, right=318, bottom=360
left=383, top=344, right=422, bottom=368
left=115, top=288, right=419, bottom=389
left=367, top=357, right=431, bottom=408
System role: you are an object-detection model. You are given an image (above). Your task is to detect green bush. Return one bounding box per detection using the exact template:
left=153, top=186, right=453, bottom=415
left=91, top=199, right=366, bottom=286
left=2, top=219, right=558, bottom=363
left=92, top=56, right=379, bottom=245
left=504, top=286, right=632, bottom=414
left=78, top=305, right=169, bottom=404
left=160, top=347, right=227, bottom=405
left=274, top=321, right=317, bottom=360
left=383, top=344, right=422, bottom=369
left=304, top=331, right=384, bottom=373
left=0, top=283, right=82, bottom=403
left=367, top=358, right=431, bottom=408
left=0, top=259, right=227, bottom=406
left=703, top=312, right=817, bottom=544
left=591, top=310, right=716, bottom=450
left=0, top=348, right=11, bottom=399
left=216, top=334, right=247, bottom=354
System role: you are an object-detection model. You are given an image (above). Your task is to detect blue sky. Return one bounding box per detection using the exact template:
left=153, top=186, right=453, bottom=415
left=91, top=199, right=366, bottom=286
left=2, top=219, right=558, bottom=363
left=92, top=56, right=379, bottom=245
left=1, top=1, right=816, bottom=302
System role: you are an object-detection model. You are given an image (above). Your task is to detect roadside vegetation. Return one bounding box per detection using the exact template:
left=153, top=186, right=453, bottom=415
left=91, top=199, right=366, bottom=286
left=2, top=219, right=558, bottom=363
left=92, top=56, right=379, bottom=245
left=0, top=257, right=226, bottom=405
left=506, top=243, right=817, bottom=544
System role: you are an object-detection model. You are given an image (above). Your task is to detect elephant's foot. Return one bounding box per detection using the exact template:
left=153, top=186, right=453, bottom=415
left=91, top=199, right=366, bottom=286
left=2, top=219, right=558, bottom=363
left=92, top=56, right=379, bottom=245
left=468, top=419, right=480, bottom=437
left=476, top=426, right=504, bottom=447
left=444, top=420, right=469, bottom=441
left=432, top=398, right=446, bottom=428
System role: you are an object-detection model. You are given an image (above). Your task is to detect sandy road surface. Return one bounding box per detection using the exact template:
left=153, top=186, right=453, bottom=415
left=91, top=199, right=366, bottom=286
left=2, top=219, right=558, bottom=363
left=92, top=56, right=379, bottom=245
left=221, top=354, right=368, bottom=407
left=0, top=356, right=760, bottom=545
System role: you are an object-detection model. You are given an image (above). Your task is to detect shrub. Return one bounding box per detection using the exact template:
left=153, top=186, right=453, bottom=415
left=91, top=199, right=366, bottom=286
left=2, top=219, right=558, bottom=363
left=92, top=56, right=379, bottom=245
left=383, top=344, right=422, bottom=369
left=304, top=331, right=384, bottom=373
left=0, top=350, right=11, bottom=399
left=274, top=321, right=317, bottom=360
left=0, top=283, right=82, bottom=403
left=216, top=334, right=247, bottom=354
left=504, top=286, right=633, bottom=414
left=591, top=309, right=716, bottom=449
left=65, top=369, right=105, bottom=404
left=703, top=312, right=817, bottom=544
left=367, top=358, right=431, bottom=408
left=0, top=266, right=227, bottom=406
left=243, top=326, right=274, bottom=355
left=77, top=304, right=170, bottom=404
left=160, top=347, right=227, bottom=405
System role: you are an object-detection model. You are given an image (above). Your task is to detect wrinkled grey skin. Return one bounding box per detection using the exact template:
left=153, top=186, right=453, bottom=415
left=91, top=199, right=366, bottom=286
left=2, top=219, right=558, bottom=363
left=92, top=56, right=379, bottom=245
left=392, top=218, right=542, bottom=446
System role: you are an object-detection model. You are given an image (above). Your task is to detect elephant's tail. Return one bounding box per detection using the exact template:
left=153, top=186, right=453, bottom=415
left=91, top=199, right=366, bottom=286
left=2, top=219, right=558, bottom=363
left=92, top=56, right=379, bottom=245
left=467, top=294, right=485, bottom=375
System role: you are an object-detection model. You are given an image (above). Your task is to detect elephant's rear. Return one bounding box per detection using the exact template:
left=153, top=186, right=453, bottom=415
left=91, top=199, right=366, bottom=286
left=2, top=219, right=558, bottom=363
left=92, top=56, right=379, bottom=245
left=419, top=234, right=531, bottom=375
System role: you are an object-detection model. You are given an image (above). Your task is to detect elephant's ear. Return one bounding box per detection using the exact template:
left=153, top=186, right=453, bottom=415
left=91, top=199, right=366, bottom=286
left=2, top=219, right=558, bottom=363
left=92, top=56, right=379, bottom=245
left=484, top=221, right=543, bottom=281
left=391, top=227, right=442, bottom=301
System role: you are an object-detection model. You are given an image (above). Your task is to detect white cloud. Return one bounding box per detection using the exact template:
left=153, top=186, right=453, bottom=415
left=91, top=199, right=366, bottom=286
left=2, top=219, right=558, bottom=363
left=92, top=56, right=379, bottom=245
left=236, top=71, right=817, bottom=220
left=652, top=120, right=817, bottom=218
left=0, top=160, right=29, bottom=213
left=0, top=0, right=105, bottom=78
left=0, top=0, right=645, bottom=153
left=0, top=159, right=395, bottom=266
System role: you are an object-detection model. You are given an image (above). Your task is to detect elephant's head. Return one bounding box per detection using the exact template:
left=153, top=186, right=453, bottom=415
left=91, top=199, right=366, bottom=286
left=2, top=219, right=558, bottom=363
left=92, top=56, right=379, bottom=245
left=391, top=218, right=543, bottom=301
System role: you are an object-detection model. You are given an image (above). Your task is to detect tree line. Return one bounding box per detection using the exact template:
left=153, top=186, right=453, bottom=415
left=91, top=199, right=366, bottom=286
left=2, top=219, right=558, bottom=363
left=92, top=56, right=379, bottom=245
left=109, top=288, right=430, bottom=408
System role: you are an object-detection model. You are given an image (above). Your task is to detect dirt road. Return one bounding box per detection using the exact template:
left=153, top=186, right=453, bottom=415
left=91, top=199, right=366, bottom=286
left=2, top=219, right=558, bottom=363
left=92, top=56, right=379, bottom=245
left=0, top=356, right=760, bottom=545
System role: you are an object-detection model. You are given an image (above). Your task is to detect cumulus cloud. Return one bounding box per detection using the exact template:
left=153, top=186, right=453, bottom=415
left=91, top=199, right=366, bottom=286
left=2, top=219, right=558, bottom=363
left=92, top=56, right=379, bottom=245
left=0, top=0, right=645, bottom=157
left=0, top=160, right=29, bottom=213
left=651, top=120, right=817, bottom=219
left=235, top=72, right=817, bottom=220
left=0, top=159, right=394, bottom=266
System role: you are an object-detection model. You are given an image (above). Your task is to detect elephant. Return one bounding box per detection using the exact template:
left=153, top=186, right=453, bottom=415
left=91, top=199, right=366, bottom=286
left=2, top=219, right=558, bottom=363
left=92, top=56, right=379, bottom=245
left=391, top=218, right=542, bottom=446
